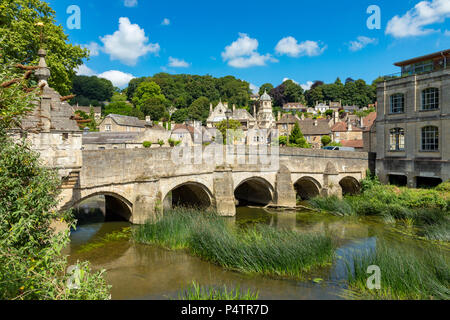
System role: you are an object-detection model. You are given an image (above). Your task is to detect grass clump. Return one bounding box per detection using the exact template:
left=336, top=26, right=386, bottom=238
left=178, top=281, right=258, bottom=300
left=133, top=208, right=334, bottom=278
left=309, top=177, right=450, bottom=241
left=346, top=242, right=449, bottom=300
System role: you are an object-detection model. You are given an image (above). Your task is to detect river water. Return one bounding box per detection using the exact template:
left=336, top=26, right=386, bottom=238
left=67, top=206, right=448, bottom=300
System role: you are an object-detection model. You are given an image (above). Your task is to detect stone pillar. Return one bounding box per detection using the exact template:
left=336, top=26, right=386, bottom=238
left=274, top=165, right=296, bottom=207
left=132, top=182, right=161, bottom=224
left=213, top=166, right=236, bottom=216
left=322, top=162, right=342, bottom=198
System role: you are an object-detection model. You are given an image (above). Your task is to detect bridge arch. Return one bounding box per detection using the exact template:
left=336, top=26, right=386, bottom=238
left=339, top=176, right=361, bottom=195
left=72, top=191, right=133, bottom=223
left=234, top=176, right=274, bottom=206
left=294, top=176, right=322, bottom=200
left=163, top=181, right=213, bottom=210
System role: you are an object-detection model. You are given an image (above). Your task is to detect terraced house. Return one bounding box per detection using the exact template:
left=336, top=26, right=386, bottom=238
left=376, top=49, right=450, bottom=187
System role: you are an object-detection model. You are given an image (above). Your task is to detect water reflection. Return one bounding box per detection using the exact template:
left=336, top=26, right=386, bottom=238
left=68, top=206, right=446, bottom=300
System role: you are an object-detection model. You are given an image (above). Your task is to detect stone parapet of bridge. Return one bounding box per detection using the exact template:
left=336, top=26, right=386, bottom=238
left=59, top=146, right=369, bottom=224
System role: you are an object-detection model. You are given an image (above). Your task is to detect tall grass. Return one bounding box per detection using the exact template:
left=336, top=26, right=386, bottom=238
left=133, top=208, right=335, bottom=278
left=309, top=179, right=450, bottom=241
left=178, top=281, right=259, bottom=300
left=346, top=242, right=450, bottom=300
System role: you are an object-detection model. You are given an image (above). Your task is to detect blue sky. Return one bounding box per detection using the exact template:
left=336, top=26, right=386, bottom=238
left=48, top=0, right=450, bottom=90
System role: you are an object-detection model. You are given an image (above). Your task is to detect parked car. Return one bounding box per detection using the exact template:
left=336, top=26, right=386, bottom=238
left=322, top=146, right=355, bottom=151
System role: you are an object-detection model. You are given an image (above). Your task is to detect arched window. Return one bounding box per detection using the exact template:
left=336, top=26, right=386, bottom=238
left=389, top=128, right=405, bottom=151
left=421, top=88, right=439, bottom=110
left=421, top=126, right=439, bottom=151
left=390, top=94, right=405, bottom=114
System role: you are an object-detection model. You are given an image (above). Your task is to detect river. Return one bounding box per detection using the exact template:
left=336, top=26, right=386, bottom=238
left=67, top=204, right=448, bottom=300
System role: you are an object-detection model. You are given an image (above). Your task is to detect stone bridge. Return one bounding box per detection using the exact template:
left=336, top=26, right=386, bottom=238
left=59, top=146, right=369, bottom=224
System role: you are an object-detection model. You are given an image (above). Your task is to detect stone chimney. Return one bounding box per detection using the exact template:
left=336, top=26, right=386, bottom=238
left=145, top=115, right=151, bottom=124
left=314, top=119, right=318, bottom=126
left=232, top=104, right=236, bottom=112
left=301, top=113, right=305, bottom=120
left=210, top=103, right=213, bottom=113
left=253, top=104, right=257, bottom=116
left=360, top=116, right=364, bottom=127
left=277, top=111, right=281, bottom=121
left=334, top=111, right=339, bottom=125
left=347, top=117, right=352, bottom=131
left=224, top=102, right=228, bottom=109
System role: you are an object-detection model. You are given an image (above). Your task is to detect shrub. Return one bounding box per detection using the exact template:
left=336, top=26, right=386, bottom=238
left=142, top=141, right=152, bottom=148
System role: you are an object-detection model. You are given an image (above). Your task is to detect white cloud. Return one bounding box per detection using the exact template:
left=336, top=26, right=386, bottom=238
left=275, top=37, right=326, bottom=57
left=386, top=0, right=450, bottom=38
left=124, top=0, right=138, bottom=7
left=161, top=18, right=170, bottom=26
left=74, top=64, right=134, bottom=88
left=222, top=33, right=277, bottom=68
left=98, top=70, right=135, bottom=88
left=82, top=41, right=101, bottom=57
left=348, top=36, right=378, bottom=51
left=300, top=81, right=314, bottom=91
left=249, top=83, right=259, bottom=94
left=168, top=57, right=190, bottom=68
left=282, top=77, right=298, bottom=84
left=100, top=17, right=160, bottom=66
left=75, top=64, right=96, bottom=76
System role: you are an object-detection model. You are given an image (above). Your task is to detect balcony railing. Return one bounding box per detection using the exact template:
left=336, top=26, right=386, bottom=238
left=382, top=64, right=450, bottom=81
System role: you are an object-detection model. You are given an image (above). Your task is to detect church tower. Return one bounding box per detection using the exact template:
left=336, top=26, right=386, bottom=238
left=256, top=90, right=275, bottom=129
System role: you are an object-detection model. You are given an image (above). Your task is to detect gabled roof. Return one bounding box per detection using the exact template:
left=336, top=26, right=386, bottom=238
left=297, top=119, right=331, bottom=135
left=331, top=121, right=363, bottom=132
left=276, top=114, right=300, bottom=124
left=232, top=108, right=255, bottom=121
left=105, top=114, right=146, bottom=128
left=340, top=139, right=364, bottom=148
left=362, top=112, right=377, bottom=132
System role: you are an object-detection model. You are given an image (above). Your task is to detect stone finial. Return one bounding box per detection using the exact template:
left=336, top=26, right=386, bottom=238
left=35, top=49, right=50, bottom=87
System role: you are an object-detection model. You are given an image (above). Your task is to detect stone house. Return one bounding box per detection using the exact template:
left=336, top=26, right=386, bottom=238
left=376, top=49, right=450, bottom=187
left=297, top=118, right=332, bottom=149
left=331, top=119, right=363, bottom=143
left=99, top=114, right=148, bottom=132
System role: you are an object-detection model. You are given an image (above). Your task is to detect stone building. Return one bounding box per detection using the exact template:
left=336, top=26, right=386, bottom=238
left=297, top=118, right=332, bottom=149
left=99, top=114, right=149, bottom=132
left=376, top=49, right=450, bottom=187
left=11, top=49, right=82, bottom=189
left=331, top=118, right=363, bottom=143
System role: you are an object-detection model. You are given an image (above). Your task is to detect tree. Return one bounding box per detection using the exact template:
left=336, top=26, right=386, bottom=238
left=0, top=0, right=89, bottom=95
left=283, top=80, right=305, bottom=103
left=187, top=96, right=210, bottom=122
left=172, top=108, right=189, bottom=123
left=259, top=83, right=274, bottom=96
left=0, top=61, right=109, bottom=299
left=321, top=135, right=332, bottom=146
left=71, top=75, right=114, bottom=105
left=132, top=81, right=168, bottom=121
left=288, top=122, right=310, bottom=148
left=215, top=119, right=242, bottom=144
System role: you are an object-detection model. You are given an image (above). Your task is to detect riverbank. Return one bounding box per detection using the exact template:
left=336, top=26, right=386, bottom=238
left=309, top=178, right=450, bottom=242
left=133, top=208, right=334, bottom=279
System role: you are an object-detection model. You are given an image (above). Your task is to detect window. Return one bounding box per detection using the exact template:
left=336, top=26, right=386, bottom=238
left=390, top=94, right=405, bottom=114
left=62, top=133, right=69, bottom=141
left=421, top=88, right=439, bottom=110
left=421, top=126, right=439, bottom=151
left=389, top=128, right=405, bottom=151
left=105, top=124, right=111, bottom=132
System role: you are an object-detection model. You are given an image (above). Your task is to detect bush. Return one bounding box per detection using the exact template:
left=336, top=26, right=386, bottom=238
left=142, top=141, right=152, bottom=148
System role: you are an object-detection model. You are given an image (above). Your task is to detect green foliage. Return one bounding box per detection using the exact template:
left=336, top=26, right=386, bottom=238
left=309, top=178, right=450, bottom=241
left=270, top=80, right=305, bottom=107
left=321, top=135, right=332, bottom=146
left=70, top=76, right=114, bottom=106
left=259, top=83, right=273, bottom=96
left=168, top=138, right=181, bottom=147
left=178, top=281, right=259, bottom=300
left=286, top=123, right=310, bottom=148
left=134, top=208, right=335, bottom=279
left=142, top=141, right=152, bottom=148
left=187, top=96, right=210, bottom=122
left=132, top=81, right=167, bottom=121
left=304, top=78, right=376, bottom=108
left=278, top=136, right=288, bottom=146
left=215, top=119, right=242, bottom=144
left=346, top=242, right=449, bottom=300
left=0, top=62, right=110, bottom=300
left=0, top=0, right=89, bottom=95
left=157, top=139, right=164, bottom=146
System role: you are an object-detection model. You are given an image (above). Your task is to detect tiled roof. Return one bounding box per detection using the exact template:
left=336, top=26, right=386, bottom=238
left=297, top=119, right=331, bottom=135
left=362, top=112, right=377, bottom=131
left=276, top=114, right=300, bottom=124
left=340, top=139, right=364, bottom=148
left=331, top=121, right=363, bottom=132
